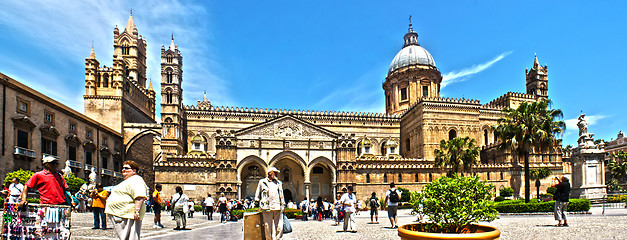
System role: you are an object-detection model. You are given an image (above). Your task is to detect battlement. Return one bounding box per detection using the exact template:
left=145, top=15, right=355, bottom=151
left=401, top=97, right=482, bottom=117
left=184, top=105, right=400, bottom=122
left=486, top=92, right=536, bottom=108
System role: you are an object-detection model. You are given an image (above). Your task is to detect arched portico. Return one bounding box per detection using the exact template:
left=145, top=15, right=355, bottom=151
left=238, top=155, right=267, bottom=200
left=308, top=158, right=335, bottom=201
left=270, top=151, right=306, bottom=203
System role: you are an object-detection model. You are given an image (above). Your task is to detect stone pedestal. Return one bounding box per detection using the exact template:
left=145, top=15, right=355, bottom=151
left=569, top=133, right=607, bottom=199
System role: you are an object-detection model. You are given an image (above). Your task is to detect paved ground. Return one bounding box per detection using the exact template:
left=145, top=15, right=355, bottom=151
left=43, top=206, right=627, bottom=239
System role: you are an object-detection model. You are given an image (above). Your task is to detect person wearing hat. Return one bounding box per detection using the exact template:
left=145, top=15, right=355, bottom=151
left=255, top=166, right=285, bottom=240
left=339, top=185, right=357, bottom=233
left=19, top=156, right=70, bottom=206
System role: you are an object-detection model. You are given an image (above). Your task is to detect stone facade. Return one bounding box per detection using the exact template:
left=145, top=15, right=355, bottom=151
left=152, top=21, right=569, bottom=203
left=0, top=73, right=124, bottom=185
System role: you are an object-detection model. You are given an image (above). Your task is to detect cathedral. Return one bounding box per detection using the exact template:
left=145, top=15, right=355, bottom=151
left=81, top=12, right=565, bottom=202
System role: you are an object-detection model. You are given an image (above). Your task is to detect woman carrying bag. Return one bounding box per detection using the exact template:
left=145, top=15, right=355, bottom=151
left=170, top=186, right=189, bottom=230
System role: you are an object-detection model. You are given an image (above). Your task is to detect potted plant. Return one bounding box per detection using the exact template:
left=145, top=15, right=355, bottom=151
left=400, top=174, right=500, bottom=240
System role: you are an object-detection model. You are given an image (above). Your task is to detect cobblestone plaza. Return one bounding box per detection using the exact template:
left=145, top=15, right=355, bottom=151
left=63, top=207, right=626, bottom=240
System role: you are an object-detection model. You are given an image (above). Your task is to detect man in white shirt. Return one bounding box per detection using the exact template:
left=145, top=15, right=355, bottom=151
left=255, top=167, right=284, bottom=240
left=299, top=198, right=309, bottom=221
left=385, top=182, right=402, bottom=228
left=339, top=186, right=357, bottom=233
left=204, top=194, right=215, bottom=220
left=8, top=178, right=24, bottom=203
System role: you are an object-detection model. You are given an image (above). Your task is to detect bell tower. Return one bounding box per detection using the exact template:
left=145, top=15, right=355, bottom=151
left=525, top=54, right=548, bottom=100
left=113, top=9, right=148, bottom=89
left=160, top=35, right=185, bottom=156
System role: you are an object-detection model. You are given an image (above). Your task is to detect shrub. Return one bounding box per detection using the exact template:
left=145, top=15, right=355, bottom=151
left=64, top=173, right=87, bottom=193
left=397, top=187, right=411, bottom=202
left=547, top=187, right=557, bottom=195
left=607, top=195, right=627, bottom=203
left=284, top=209, right=302, bottom=218
left=494, top=196, right=505, bottom=202
left=194, top=205, right=202, bottom=212
left=500, top=187, right=514, bottom=198
left=411, top=174, right=497, bottom=233
left=495, top=198, right=590, bottom=213
left=4, top=169, right=35, bottom=184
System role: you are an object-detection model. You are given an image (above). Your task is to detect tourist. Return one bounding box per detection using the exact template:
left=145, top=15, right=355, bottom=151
left=75, top=190, right=87, bottom=213
left=187, top=199, right=195, bottom=218
left=316, top=196, right=324, bottom=221
left=105, top=161, right=149, bottom=240
left=91, top=184, right=109, bottom=230
left=356, top=199, right=362, bottom=215
left=340, top=186, right=357, bottom=232
left=333, top=194, right=342, bottom=226
left=218, top=193, right=229, bottom=223
left=7, top=177, right=24, bottom=203
left=171, top=186, right=189, bottom=230
left=19, top=156, right=71, bottom=207
left=152, top=184, right=164, bottom=228
left=300, top=198, right=309, bottom=221
left=255, top=167, right=285, bottom=240
left=2, top=182, right=10, bottom=202
left=553, top=176, right=571, bottom=227
left=204, top=193, right=215, bottom=220
left=369, top=192, right=379, bottom=223
left=323, top=199, right=331, bottom=219
left=385, top=182, right=402, bottom=228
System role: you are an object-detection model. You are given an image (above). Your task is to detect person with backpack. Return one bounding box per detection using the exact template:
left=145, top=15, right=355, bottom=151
left=369, top=192, right=380, bottom=223
left=170, top=186, right=189, bottom=230
left=384, top=182, right=402, bottom=228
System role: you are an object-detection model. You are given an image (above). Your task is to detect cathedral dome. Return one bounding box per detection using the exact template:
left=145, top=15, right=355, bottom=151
left=387, top=22, right=436, bottom=75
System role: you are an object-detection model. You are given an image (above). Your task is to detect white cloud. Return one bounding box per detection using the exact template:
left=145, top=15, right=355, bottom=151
left=441, top=51, right=512, bottom=88
left=310, top=66, right=385, bottom=113
left=564, top=114, right=607, bottom=135
left=0, top=0, right=231, bottom=114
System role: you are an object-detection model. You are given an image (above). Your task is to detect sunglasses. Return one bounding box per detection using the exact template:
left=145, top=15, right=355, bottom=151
left=122, top=167, right=133, bottom=170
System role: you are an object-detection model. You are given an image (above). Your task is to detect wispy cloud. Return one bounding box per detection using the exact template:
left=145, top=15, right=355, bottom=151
left=0, top=0, right=230, bottom=114
left=441, top=51, right=512, bottom=88
left=310, top=66, right=385, bottom=113
left=564, top=114, right=607, bottom=135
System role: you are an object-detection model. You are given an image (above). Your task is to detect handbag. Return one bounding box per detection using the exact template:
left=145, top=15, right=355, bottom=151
left=183, top=202, right=190, bottom=214
left=282, top=213, right=292, bottom=233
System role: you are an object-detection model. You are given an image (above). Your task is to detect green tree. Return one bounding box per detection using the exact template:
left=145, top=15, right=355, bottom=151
left=529, top=167, right=552, bottom=199
left=494, top=99, right=565, bottom=203
left=3, top=169, right=34, bottom=185
left=434, top=136, right=480, bottom=176
left=500, top=187, right=514, bottom=198
left=64, top=173, right=87, bottom=193
left=396, top=186, right=411, bottom=202
left=608, top=151, right=627, bottom=183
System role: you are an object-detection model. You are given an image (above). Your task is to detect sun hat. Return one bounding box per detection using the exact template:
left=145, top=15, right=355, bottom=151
left=42, top=155, right=59, bottom=164
left=267, top=167, right=280, bottom=173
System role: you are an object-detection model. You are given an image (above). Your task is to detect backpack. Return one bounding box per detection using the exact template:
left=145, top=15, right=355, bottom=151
left=369, top=198, right=379, bottom=209
left=389, top=190, right=400, bottom=203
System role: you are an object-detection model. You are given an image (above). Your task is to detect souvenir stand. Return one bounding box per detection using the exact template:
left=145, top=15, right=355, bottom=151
left=2, top=203, right=71, bottom=240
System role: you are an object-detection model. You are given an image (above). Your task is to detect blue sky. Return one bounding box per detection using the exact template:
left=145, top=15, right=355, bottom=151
left=1, top=0, right=625, bottom=146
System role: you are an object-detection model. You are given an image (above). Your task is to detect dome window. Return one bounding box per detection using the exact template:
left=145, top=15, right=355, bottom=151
left=422, top=86, right=429, bottom=97
left=400, top=87, right=408, bottom=101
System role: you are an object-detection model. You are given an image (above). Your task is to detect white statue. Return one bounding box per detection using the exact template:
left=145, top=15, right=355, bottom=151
left=577, top=114, right=588, bottom=137
left=89, top=168, right=97, bottom=185
left=62, top=160, right=72, bottom=177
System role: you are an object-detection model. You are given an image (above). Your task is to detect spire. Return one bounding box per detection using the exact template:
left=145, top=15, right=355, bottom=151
left=148, top=79, right=154, bottom=91
left=533, top=53, right=539, bottom=68
left=169, top=33, right=176, bottom=50
left=124, top=9, right=136, bottom=33
left=88, top=43, right=96, bottom=59
left=203, top=90, right=207, bottom=102
left=403, top=15, right=419, bottom=47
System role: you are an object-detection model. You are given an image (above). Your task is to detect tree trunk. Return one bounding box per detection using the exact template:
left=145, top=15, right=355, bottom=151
left=524, top=152, right=530, bottom=203
left=536, top=179, right=541, bottom=201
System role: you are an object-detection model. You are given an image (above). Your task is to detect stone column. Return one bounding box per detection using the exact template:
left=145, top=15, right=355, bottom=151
left=305, top=183, right=311, bottom=201
left=237, top=182, right=242, bottom=200
left=332, top=183, right=337, bottom=198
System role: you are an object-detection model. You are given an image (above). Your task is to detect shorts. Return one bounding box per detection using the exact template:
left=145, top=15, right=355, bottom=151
left=387, top=205, right=398, bottom=218
left=370, top=207, right=378, bottom=216
left=153, top=204, right=161, bottom=214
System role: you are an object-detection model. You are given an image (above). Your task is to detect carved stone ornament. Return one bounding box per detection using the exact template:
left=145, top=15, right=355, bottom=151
left=236, top=116, right=337, bottom=140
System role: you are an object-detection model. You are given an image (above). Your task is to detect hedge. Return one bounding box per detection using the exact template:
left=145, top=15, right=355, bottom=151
left=495, top=198, right=590, bottom=213
left=0, top=197, right=41, bottom=204
left=607, top=195, right=627, bottom=203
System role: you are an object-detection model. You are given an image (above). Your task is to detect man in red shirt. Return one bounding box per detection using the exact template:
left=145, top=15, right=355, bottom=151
left=19, top=156, right=69, bottom=206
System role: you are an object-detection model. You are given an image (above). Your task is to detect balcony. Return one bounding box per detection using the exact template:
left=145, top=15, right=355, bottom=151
left=114, top=172, right=123, bottom=178
left=67, top=160, right=82, bottom=168
left=14, top=146, right=36, bottom=158
left=85, top=164, right=97, bottom=171
left=101, top=168, right=114, bottom=176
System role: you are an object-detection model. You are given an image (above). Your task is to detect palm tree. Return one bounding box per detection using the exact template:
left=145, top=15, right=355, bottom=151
left=434, top=136, right=480, bottom=176
left=529, top=167, right=552, bottom=200
left=608, top=151, right=627, bottom=183
left=494, top=99, right=565, bottom=203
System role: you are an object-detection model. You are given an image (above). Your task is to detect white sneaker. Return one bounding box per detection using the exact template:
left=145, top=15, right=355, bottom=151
left=153, top=224, right=160, bottom=229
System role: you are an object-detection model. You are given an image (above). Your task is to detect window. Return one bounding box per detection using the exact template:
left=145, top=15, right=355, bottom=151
left=384, top=174, right=388, bottom=183
left=487, top=172, right=491, bottom=180
left=194, top=143, right=201, bottom=150
left=122, top=47, right=130, bottom=55
left=166, top=91, right=173, bottom=104
left=398, top=173, right=402, bottom=182
left=283, top=169, right=290, bottom=181
left=86, top=130, right=93, bottom=139
left=114, top=161, right=120, bottom=173
left=102, top=156, right=108, bottom=169
left=86, top=151, right=92, bottom=165
left=166, top=72, right=173, bottom=83
left=44, top=111, right=55, bottom=125
left=386, top=95, right=390, bottom=108
left=41, top=138, right=57, bottom=155
left=449, top=129, right=457, bottom=140
left=380, top=142, right=387, bottom=155
left=400, top=87, right=408, bottom=101
left=390, top=147, right=396, bottom=154
left=484, top=129, right=488, bottom=145
left=69, top=122, right=76, bottom=132
left=167, top=57, right=173, bottom=63
left=415, top=173, right=419, bottom=182
left=17, top=130, right=29, bottom=148
left=428, top=173, right=432, bottom=182
left=102, top=74, right=109, bottom=88
left=313, top=167, right=324, bottom=174
left=103, top=137, right=107, bottom=145
left=68, top=146, right=76, bottom=161
left=366, top=174, right=370, bottom=183
left=500, top=172, right=504, bottom=180
left=364, top=146, right=370, bottom=154
left=17, top=98, right=30, bottom=115
left=422, top=86, right=429, bottom=97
